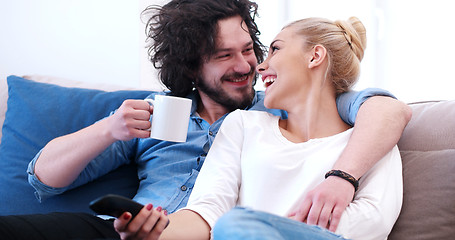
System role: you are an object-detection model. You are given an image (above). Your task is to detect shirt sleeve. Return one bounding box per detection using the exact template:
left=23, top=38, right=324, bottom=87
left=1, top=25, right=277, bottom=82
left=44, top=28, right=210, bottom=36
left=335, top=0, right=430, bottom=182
left=27, top=139, right=134, bottom=202
left=180, top=110, right=244, bottom=229
left=336, top=88, right=396, bottom=126
left=27, top=149, right=67, bottom=202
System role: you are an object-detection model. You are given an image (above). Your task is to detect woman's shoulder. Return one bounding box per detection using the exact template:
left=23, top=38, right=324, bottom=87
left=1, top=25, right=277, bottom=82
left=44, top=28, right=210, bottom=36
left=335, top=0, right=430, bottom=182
left=222, top=110, right=278, bottom=130
left=229, top=109, right=278, bottom=121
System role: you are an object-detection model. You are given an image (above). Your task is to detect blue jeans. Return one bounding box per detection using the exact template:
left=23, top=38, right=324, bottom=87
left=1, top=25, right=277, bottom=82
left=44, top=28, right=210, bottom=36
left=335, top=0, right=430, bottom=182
left=212, top=207, right=348, bottom=240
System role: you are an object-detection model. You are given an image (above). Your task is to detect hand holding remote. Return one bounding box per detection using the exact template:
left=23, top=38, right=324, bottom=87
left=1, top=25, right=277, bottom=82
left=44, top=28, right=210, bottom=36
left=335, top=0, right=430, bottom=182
left=89, top=194, right=144, bottom=218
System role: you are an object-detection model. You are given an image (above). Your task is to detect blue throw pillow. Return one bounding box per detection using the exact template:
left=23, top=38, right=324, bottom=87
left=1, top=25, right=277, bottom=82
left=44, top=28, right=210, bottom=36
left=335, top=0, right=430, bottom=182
left=0, top=75, right=153, bottom=215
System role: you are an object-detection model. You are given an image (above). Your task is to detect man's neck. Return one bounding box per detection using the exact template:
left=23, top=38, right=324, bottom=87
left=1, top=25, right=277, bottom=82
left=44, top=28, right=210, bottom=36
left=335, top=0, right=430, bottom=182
left=197, top=93, right=230, bottom=125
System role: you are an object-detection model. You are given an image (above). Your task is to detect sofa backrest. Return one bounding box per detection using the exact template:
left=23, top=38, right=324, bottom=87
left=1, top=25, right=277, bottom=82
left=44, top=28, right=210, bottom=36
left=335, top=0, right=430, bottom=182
left=1, top=75, right=154, bottom=145
left=389, top=100, right=455, bottom=240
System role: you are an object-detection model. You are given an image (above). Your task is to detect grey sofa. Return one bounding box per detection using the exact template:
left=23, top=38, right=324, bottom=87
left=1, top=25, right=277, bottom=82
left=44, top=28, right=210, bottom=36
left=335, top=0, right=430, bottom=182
left=0, top=75, right=453, bottom=239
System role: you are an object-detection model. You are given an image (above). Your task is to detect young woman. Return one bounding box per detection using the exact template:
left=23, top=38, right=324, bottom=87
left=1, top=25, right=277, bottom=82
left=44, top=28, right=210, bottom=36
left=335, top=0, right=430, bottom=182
left=115, top=17, right=403, bottom=240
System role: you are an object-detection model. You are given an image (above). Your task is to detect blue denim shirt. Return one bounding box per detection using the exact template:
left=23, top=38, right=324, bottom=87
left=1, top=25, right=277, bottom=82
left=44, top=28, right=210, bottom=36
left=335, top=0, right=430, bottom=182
left=27, top=88, right=394, bottom=213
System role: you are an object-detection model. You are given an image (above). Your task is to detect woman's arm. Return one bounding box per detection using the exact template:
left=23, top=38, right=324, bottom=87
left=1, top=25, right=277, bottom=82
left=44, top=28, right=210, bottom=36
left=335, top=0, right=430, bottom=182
left=292, top=96, right=412, bottom=231
left=114, top=207, right=210, bottom=240
left=161, top=210, right=210, bottom=240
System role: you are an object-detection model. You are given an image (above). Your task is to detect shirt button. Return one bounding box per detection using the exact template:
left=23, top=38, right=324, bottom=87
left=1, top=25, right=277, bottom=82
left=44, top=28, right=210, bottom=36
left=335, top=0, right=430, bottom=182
left=197, top=119, right=202, bottom=123
left=180, top=185, right=187, bottom=191
left=208, top=131, right=213, bottom=136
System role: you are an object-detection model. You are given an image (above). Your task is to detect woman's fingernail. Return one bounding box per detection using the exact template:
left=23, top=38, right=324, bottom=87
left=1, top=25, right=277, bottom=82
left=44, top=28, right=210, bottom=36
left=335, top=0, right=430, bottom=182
left=156, top=206, right=162, bottom=212
left=164, top=210, right=168, bottom=216
left=146, top=204, right=153, bottom=211
left=123, top=213, right=131, bottom=220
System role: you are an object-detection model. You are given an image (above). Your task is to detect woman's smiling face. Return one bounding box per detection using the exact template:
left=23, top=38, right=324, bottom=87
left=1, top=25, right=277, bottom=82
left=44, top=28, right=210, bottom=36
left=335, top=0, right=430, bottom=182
left=257, top=26, right=312, bottom=110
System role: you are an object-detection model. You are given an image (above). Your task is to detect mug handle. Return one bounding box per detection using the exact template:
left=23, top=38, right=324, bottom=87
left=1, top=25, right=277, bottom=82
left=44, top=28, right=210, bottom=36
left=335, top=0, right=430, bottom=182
left=144, top=98, right=154, bottom=132
left=144, top=98, right=154, bottom=106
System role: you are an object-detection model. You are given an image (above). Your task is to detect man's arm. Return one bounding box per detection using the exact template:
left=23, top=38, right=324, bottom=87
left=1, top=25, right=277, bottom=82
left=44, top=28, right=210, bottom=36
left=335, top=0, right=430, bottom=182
left=333, top=96, right=412, bottom=178
left=33, top=99, right=153, bottom=188
left=292, top=95, right=412, bottom=232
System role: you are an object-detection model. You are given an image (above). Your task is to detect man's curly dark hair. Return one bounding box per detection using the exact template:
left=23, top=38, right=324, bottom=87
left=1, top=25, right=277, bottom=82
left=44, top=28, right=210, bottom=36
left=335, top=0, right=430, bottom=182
left=142, top=0, right=265, bottom=97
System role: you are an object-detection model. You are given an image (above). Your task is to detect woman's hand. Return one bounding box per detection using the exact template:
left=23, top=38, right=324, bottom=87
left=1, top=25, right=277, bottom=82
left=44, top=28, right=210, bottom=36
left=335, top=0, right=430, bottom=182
left=288, top=176, right=354, bottom=232
left=107, top=100, right=153, bottom=141
left=114, top=204, right=169, bottom=240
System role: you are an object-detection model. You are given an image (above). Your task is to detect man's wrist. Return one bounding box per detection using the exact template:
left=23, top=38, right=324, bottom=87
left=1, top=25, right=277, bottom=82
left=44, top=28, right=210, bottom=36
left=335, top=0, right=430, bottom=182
left=325, top=170, right=359, bottom=192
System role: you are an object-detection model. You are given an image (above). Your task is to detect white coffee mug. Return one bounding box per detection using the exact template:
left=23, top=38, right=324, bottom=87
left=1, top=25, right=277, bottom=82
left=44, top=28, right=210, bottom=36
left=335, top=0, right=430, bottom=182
left=145, top=95, right=192, bottom=142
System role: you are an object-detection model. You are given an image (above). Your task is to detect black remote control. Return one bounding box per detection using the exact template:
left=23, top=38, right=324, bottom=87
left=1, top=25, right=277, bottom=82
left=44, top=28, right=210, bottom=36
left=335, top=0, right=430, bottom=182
left=89, top=194, right=144, bottom=218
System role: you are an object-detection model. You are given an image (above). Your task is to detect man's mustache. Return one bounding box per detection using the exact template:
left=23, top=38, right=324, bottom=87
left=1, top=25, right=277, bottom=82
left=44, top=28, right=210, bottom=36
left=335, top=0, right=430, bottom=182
left=221, top=66, right=255, bottom=80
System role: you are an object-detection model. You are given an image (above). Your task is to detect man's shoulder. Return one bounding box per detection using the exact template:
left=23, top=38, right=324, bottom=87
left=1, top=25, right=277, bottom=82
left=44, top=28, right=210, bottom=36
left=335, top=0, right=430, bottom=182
left=248, top=90, right=266, bottom=111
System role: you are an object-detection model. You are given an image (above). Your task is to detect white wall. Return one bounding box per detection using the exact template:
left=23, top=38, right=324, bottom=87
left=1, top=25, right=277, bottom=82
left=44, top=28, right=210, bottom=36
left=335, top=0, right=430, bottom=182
left=255, top=0, right=455, bottom=103
left=139, top=0, right=169, bottom=90
left=254, top=0, right=379, bottom=94
left=2, top=0, right=454, bottom=102
left=0, top=0, right=153, bottom=89
left=379, top=0, right=455, bottom=102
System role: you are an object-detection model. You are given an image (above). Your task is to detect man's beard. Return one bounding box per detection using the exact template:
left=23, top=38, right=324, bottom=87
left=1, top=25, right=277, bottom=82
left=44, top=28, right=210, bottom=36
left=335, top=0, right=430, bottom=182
left=196, top=69, right=256, bottom=112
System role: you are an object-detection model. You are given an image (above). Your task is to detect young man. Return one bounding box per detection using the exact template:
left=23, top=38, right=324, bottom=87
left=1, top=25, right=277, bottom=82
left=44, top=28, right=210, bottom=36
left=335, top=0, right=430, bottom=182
left=0, top=0, right=411, bottom=239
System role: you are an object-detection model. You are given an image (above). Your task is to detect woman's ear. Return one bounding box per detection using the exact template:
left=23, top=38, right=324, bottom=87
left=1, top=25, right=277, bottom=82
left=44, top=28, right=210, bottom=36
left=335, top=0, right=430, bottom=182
left=308, top=45, right=327, bottom=68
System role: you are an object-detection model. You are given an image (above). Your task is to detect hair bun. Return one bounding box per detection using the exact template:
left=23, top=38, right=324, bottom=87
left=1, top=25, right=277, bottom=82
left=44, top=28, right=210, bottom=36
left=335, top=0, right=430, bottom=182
left=335, top=17, right=366, bottom=61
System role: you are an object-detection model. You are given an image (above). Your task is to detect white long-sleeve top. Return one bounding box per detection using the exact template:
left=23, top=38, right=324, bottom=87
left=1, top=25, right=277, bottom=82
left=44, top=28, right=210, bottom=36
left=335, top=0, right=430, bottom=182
left=182, top=110, right=403, bottom=240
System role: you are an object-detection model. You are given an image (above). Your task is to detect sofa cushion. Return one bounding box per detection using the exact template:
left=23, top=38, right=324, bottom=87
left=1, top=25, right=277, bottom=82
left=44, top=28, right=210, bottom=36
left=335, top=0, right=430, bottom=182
left=389, top=100, right=455, bottom=240
left=1, top=75, right=158, bottom=145
left=388, top=150, right=455, bottom=240
left=0, top=75, right=152, bottom=215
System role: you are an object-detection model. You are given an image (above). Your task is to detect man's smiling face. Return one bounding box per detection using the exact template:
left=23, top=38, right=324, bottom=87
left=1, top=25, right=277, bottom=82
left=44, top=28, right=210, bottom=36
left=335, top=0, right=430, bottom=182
left=196, top=15, right=257, bottom=111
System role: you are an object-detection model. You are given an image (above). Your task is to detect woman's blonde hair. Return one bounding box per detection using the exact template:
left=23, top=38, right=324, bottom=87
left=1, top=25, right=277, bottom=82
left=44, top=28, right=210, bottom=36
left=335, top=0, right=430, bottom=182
left=285, top=17, right=366, bottom=94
